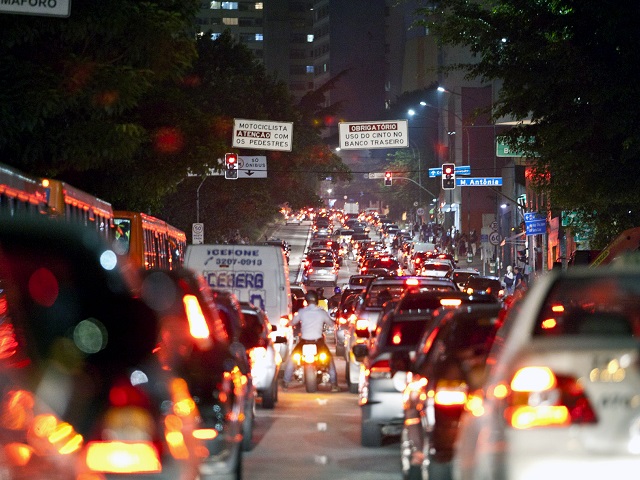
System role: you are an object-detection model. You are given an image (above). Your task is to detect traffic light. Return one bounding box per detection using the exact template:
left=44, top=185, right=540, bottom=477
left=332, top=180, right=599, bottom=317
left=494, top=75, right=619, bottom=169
left=384, top=171, right=392, bottom=186
left=225, top=153, right=238, bottom=179
left=441, top=163, right=455, bottom=190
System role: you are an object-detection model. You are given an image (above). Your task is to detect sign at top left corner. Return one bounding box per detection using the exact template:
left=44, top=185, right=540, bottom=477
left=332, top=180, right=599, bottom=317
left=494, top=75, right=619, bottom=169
left=232, top=119, right=293, bottom=152
left=0, top=0, right=71, bottom=17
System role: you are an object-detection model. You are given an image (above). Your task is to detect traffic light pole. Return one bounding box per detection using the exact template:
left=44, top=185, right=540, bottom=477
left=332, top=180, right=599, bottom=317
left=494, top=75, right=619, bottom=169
left=391, top=176, right=439, bottom=199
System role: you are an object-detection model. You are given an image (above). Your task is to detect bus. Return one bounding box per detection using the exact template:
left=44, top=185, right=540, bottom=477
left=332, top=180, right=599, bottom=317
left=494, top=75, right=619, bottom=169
left=113, top=210, right=186, bottom=270
left=0, top=163, right=48, bottom=217
left=42, top=178, right=114, bottom=240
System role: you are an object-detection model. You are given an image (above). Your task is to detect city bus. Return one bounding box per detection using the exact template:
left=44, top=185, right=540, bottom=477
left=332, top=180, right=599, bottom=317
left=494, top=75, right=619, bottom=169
left=0, top=162, right=48, bottom=217
left=42, top=178, right=114, bottom=240
left=113, top=210, right=186, bottom=270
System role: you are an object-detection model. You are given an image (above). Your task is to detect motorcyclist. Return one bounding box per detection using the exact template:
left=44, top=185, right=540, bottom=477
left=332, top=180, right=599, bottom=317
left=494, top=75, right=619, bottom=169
left=328, top=286, right=343, bottom=310
left=282, top=291, right=339, bottom=392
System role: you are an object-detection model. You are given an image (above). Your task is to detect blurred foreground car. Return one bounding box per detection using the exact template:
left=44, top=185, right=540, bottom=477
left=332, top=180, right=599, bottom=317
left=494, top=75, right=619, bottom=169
left=453, top=267, right=640, bottom=480
left=0, top=216, right=203, bottom=479
left=140, top=268, right=255, bottom=478
left=401, top=303, right=502, bottom=479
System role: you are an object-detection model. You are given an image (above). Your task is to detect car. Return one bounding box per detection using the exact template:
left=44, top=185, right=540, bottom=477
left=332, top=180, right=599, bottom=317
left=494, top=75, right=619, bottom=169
left=290, top=283, right=307, bottom=313
left=141, top=268, right=256, bottom=472
left=400, top=303, right=502, bottom=479
left=453, top=267, right=640, bottom=480
left=347, top=274, right=377, bottom=292
left=357, top=291, right=499, bottom=448
left=333, top=288, right=362, bottom=357
left=304, top=258, right=339, bottom=287
left=0, top=215, right=205, bottom=479
left=462, top=275, right=505, bottom=300
left=360, top=256, right=403, bottom=276
left=343, top=276, right=457, bottom=393
left=240, top=302, right=286, bottom=409
left=451, top=267, right=480, bottom=290
left=419, top=259, right=454, bottom=278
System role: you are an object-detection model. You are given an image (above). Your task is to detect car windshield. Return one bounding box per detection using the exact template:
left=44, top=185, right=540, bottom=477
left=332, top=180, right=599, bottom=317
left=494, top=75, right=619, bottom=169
left=365, top=284, right=407, bottom=307
left=533, top=274, right=640, bottom=337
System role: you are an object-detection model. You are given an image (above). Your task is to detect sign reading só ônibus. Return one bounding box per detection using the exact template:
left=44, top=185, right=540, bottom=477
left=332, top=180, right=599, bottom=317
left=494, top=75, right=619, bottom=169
left=338, top=120, right=409, bottom=150
left=232, top=119, right=293, bottom=152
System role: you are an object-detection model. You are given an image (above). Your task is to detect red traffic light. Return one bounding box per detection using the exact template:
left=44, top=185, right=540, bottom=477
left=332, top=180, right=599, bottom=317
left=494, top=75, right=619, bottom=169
left=225, top=153, right=238, bottom=165
left=442, top=163, right=455, bottom=175
left=385, top=171, right=392, bottom=179
left=384, top=171, right=392, bottom=186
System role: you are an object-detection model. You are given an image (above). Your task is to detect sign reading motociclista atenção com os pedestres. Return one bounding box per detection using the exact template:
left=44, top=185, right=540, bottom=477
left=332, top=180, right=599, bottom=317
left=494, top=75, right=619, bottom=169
left=338, top=120, right=409, bottom=150
left=232, top=119, right=293, bottom=152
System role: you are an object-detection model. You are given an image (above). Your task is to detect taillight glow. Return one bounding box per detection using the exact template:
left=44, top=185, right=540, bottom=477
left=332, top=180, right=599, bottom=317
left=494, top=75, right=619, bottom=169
left=541, top=318, right=557, bottom=329
left=85, top=441, right=161, bottom=473
left=434, top=380, right=467, bottom=406
left=405, top=278, right=420, bottom=286
left=369, top=359, right=391, bottom=379
left=511, top=366, right=556, bottom=392
left=182, top=294, right=210, bottom=339
left=392, top=330, right=402, bottom=345
left=505, top=367, right=597, bottom=429
left=355, top=319, right=369, bottom=331
left=440, top=298, right=462, bottom=307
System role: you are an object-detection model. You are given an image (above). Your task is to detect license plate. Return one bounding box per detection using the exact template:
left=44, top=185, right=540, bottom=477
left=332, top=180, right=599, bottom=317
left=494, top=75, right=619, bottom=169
left=302, top=344, right=317, bottom=357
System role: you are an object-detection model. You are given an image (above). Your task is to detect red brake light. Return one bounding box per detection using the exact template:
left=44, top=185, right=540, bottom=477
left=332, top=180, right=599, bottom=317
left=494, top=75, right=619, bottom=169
left=505, top=366, right=597, bottom=429
left=405, top=278, right=420, bottom=286
left=183, top=294, right=210, bottom=339
left=434, top=379, right=468, bottom=406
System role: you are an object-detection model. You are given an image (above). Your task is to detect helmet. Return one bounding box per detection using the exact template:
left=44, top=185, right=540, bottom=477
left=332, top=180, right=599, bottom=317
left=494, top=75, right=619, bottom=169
left=334, top=286, right=342, bottom=295
left=305, top=291, right=318, bottom=304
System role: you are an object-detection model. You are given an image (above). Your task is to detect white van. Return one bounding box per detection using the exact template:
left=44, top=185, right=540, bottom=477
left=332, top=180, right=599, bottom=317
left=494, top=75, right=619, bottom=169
left=184, top=244, right=293, bottom=358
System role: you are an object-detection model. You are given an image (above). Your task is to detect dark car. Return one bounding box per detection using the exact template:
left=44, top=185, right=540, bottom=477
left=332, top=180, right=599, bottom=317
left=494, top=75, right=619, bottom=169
left=357, top=290, right=497, bottom=448
left=360, top=256, right=402, bottom=276
left=401, top=303, right=502, bottom=479
left=141, top=268, right=254, bottom=474
left=0, top=215, right=204, bottom=479
left=462, top=275, right=505, bottom=300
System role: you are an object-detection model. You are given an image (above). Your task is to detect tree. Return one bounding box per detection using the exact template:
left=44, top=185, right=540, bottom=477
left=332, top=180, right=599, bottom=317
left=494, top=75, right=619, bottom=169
left=415, top=0, right=640, bottom=246
left=0, top=0, right=199, bottom=190
left=158, top=32, right=351, bottom=241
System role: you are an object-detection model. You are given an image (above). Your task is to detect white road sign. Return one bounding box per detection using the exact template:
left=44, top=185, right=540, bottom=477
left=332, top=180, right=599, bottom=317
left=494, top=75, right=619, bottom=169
left=232, top=119, right=293, bottom=152
left=338, top=120, right=409, bottom=150
left=0, top=0, right=70, bottom=16
left=238, top=156, right=267, bottom=178
left=192, top=223, right=204, bottom=245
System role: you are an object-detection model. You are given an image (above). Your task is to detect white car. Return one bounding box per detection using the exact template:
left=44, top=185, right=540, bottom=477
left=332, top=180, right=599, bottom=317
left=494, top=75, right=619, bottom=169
left=452, top=266, right=640, bottom=480
left=240, top=302, right=285, bottom=409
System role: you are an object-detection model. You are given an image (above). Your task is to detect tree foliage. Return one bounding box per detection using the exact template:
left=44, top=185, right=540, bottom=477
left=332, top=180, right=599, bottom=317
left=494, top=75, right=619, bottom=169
left=415, top=0, right=640, bottom=246
left=0, top=1, right=350, bottom=241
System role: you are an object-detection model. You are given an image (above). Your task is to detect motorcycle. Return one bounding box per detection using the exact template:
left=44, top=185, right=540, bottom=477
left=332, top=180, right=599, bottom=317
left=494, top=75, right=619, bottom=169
left=290, top=338, right=333, bottom=393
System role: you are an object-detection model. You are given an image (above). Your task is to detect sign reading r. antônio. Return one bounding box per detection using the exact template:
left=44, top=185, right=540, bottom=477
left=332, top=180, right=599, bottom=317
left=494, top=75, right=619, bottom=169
left=0, top=0, right=71, bottom=17
left=338, top=120, right=409, bottom=150
left=232, top=119, right=293, bottom=152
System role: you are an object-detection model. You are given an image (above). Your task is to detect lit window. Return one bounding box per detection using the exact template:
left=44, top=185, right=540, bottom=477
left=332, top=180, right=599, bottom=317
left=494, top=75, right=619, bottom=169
left=306, top=65, right=314, bottom=73
left=255, top=33, right=263, bottom=41
left=223, top=17, right=238, bottom=26
left=307, top=34, right=314, bottom=43
left=222, top=2, right=238, bottom=9
left=255, top=2, right=263, bottom=9
left=210, top=33, right=221, bottom=41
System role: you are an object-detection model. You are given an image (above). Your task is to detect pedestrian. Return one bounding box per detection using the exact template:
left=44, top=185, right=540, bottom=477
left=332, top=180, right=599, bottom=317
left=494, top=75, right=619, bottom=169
left=470, top=230, right=478, bottom=256
left=503, top=265, right=515, bottom=295
left=513, top=266, right=526, bottom=291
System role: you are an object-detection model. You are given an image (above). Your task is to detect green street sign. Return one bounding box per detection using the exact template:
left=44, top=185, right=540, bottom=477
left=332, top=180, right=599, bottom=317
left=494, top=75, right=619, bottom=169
left=496, top=136, right=538, bottom=157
